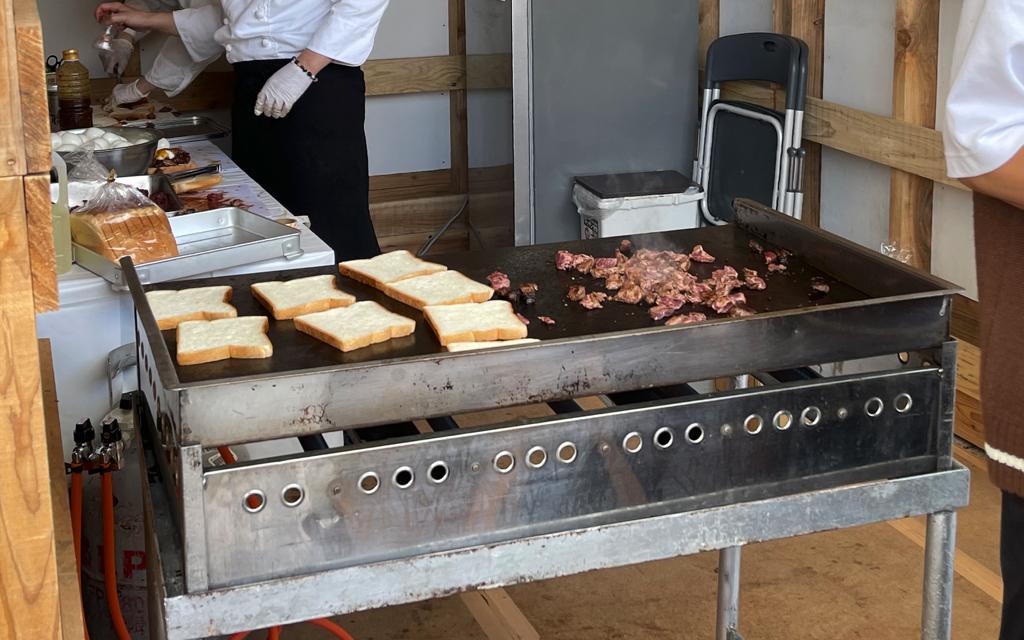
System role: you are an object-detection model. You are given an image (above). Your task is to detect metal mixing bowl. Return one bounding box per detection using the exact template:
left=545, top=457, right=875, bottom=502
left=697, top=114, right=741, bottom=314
left=58, top=126, right=160, bottom=177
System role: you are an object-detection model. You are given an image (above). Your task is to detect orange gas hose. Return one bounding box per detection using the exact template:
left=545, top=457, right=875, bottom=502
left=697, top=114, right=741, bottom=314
left=102, top=471, right=132, bottom=640
left=218, top=446, right=237, bottom=464
left=70, top=468, right=90, bottom=640
left=228, top=633, right=250, bottom=640
left=268, top=628, right=281, bottom=640
left=309, top=618, right=355, bottom=640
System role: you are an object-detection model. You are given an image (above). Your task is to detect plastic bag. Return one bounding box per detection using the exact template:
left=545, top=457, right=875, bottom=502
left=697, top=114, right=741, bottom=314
left=71, top=171, right=179, bottom=264
left=881, top=240, right=913, bottom=265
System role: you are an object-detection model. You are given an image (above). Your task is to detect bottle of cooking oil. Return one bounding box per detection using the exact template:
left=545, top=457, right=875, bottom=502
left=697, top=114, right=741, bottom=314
left=56, top=49, right=93, bottom=130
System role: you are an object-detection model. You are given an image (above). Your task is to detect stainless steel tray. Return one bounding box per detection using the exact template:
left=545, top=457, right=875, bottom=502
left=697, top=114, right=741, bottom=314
left=74, top=207, right=303, bottom=289
left=124, top=116, right=230, bottom=144
left=53, top=173, right=183, bottom=214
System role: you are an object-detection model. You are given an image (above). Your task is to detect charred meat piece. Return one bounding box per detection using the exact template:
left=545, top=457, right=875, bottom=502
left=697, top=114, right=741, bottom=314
left=613, top=283, right=643, bottom=304
left=555, top=250, right=575, bottom=271
left=689, top=244, right=716, bottom=263
left=666, top=312, right=707, bottom=326
left=742, top=267, right=767, bottom=291
left=778, top=249, right=793, bottom=265
left=710, top=291, right=747, bottom=315
left=574, top=254, right=596, bottom=275
left=519, top=282, right=539, bottom=304
left=488, top=271, right=511, bottom=291
left=619, top=239, right=634, bottom=256
left=810, top=276, right=830, bottom=299
left=580, top=292, right=608, bottom=310
left=567, top=285, right=587, bottom=302
left=763, top=250, right=778, bottom=265
left=729, top=305, right=756, bottom=318
left=649, top=305, right=677, bottom=321
left=538, top=315, right=556, bottom=326
left=768, top=263, right=788, bottom=273
left=749, top=239, right=764, bottom=254
left=604, top=272, right=625, bottom=291
left=655, top=294, right=686, bottom=312
left=590, top=257, right=620, bottom=279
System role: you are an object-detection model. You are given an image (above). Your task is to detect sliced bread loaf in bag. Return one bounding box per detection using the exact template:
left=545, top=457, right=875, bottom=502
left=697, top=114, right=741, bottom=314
left=251, top=275, right=356, bottom=320
left=423, top=300, right=529, bottom=346
left=338, top=250, right=446, bottom=289
left=382, top=270, right=493, bottom=310
left=294, top=301, right=416, bottom=352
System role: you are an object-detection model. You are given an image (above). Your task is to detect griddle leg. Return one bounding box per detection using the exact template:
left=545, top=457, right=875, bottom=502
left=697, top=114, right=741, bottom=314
left=921, top=511, right=956, bottom=640
left=716, top=545, right=742, bottom=640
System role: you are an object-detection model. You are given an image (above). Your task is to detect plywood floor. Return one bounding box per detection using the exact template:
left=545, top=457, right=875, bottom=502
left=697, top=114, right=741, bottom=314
left=272, top=441, right=1003, bottom=640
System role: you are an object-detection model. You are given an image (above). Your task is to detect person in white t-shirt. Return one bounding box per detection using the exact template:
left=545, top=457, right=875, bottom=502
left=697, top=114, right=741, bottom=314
left=95, top=0, right=219, bottom=107
left=945, top=2, right=1024, bottom=638
left=95, top=0, right=390, bottom=261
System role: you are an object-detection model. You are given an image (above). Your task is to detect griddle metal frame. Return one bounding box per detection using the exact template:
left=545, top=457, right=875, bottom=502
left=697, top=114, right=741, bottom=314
left=131, top=200, right=967, bottom=639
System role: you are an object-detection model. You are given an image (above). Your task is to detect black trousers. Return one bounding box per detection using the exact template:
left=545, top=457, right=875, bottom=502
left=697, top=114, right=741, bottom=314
left=1003, top=491, right=1024, bottom=640
left=231, top=60, right=380, bottom=260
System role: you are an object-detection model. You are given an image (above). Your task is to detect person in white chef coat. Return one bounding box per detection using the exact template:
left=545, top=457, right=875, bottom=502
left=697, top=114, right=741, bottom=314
left=96, top=0, right=219, bottom=107
left=95, top=0, right=390, bottom=260
left=945, top=2, right=1024, bottom=639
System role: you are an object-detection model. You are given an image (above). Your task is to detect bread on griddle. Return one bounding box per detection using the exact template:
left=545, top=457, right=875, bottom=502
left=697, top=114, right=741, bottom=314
left=338, top=250, right=446, bottom=289
left=423, top=300, right=529, bottom=346
left=251, top=275, right=356, bottom=320
left=382, top=270, right=493, bottom=310
left=176, top=316, right=272, bottom=366
left=447, top=338, right=540, bottom=352
left=294, top=301, right=416, bottom=353
left=146, top=286, right=237, bottom=330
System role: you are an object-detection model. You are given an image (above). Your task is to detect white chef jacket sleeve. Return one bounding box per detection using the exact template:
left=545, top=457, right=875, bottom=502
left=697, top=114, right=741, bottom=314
left=173, top=2, right=226, bottom=63
left=305, top=0, right=390, bottom=67
left=145, top=37, right=218, bottom=97
left=944, top=0, right=1024, bottom=178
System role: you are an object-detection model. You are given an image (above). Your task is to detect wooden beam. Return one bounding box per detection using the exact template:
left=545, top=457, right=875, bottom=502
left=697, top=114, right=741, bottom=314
left=369, top=169, right=455, bottom=203
left=39, top=340, right=87, bottom=640
left=366, top=55, right=464, bottom=96
left=956, top=340, right=985, bottom=448
left=720, top=81, right=968, bottom=191
left=448, top=0, right=469, bottom=195
left=773, top=0, right=824, bottom=227
left=461, top=590, right=541, bottom=640
left=951, top=294, right=980, bottom=346
left=24, top=173, right=58, bottom=313
left=697, top=0, right=720, bottom=65
left=12, top=0, right=48, bottom=174
left=0, top=0, right=26, bottom=176
left=0, top=175, right=62, bottom=639
left=467, top=53, right=512, bottom=91
left=889, top=0, right=940, bottom=270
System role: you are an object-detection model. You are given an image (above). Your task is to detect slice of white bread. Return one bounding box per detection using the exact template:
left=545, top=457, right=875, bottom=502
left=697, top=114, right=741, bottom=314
left=423, top=300, right=529, bottom=346
left=147, top=286, right=236, bottom=330
left=338, top=250, right=446, bottom=289
left=382, top=270, right=494, bottom=310
left=447, top=338, right=540, bottom=352
left=251, top=275, right=356, bottom=320
left=294, top=301, right=416, bottom=353
left=176, top=316, right=272, bottom=366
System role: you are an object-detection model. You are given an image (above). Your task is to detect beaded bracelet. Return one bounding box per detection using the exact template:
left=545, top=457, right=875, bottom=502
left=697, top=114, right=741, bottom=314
left=292, top=57, right=319, bottom=83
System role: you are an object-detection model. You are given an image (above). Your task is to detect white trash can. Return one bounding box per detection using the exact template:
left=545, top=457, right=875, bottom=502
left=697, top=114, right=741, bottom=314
left=573, top=171, right=704, bottom=239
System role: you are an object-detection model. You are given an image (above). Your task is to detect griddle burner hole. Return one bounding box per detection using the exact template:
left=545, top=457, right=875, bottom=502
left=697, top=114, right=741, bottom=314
left=684, top=424, right=704, bottom=445
left=242, top=490, right=265, bottom=514
left=655, top=427, right=675, bottom=449
left=428, top=461, right=449, bottom=484
left=744, top=414, right=764, bottom=435
left=865, top=397, right=884, bottom=418
left=557, top=442, right=578, bottom=464
left=623, top=432, right=643, bottom=454
left=527, top=447, right=547, bottom=468
left=801, top=406, right=822, bottom=427
left=494, top=451, right=515, bottom=474
left=773, top=410, right=793, bottom=431
left=281, top=484, right=304, bottom=507
left=393, top=467, right=415, bottom=489
left=894, top=393, right=913, bottom=414
left=358, top=472, right=380, bottom=495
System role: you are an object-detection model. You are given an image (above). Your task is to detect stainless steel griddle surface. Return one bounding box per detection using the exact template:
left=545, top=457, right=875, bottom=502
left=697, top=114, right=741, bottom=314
left=147, top=225, right=870, bottom=384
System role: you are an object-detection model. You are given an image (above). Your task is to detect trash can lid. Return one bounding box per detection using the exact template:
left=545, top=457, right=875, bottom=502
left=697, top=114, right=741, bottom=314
left=574, top=171, right=700, bottom=200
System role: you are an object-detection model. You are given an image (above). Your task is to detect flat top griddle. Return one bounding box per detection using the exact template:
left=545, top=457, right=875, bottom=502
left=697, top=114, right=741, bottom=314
left=148, top=223, right=868, bottom=385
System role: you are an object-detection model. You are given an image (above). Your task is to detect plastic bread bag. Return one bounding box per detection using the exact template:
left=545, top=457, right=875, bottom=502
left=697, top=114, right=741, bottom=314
left=64, top=149, right=112, bottom=208
left=71, top=170, right=179, bottom=264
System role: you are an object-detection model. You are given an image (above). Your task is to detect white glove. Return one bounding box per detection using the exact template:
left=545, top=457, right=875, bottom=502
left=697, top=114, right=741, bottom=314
left=111, top=79, right=150, bottom=106
left=254, top=61, right=314, bottom=119
left=98, top=36, right=134, bottom=77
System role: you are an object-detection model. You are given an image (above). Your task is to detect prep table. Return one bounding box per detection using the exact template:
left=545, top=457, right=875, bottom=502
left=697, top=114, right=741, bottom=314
left=37, top=139, right=337, bottom=457
left=130, top=199, right=969, bottom=640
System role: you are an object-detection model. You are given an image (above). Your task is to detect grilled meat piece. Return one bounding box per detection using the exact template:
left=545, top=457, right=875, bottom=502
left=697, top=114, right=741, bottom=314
left=619, top=239, right=634, bottom=256
left=519, top=282, right=539, bottom=304
left=555, top=250, right=574, bottom=271
left=690, top=244, right=715, bottom=263
left=604, top=272, right=625, bottom=290
left=574, top=254, right=596, bottom=274
left=809, top=276, right=830, bottom=299
left=666, top=312, right=707, bottom=326
left=590, top=257, right=620, bottom=279
left=729, top=305, right=756, bottom=318
left=742, top=267, right=767, bottom=291
left=488, top=271, right=511, bottom=291
left=613, top=283, right=643, bottom=304
left=580, top=292, right=608, bottom=310
left=538, top=315, right=556, bottom=325
left=768, top=263, right=788, bottom=273
left=515, top=312, right=530, bottom=325
left=710, top=291, right=747, bottom=314
left=649, top=305, right=677, bottom=321
left=763, top=250, right=778, bottom=265
left=749, top=239, right=764, bottom=254
left=567, top=285, right=587, bottom=302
